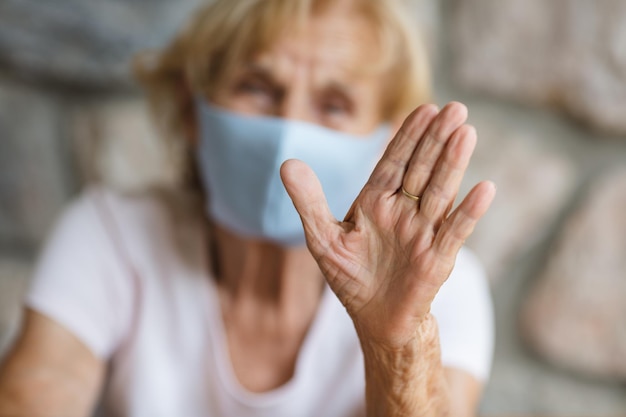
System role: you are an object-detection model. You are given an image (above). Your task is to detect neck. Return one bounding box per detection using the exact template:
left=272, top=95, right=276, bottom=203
left=210, top=225, right=325, bottom=315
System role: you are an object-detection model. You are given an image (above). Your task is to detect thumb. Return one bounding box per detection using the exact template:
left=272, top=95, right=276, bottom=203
left=280, top=159, right=338, bottom=252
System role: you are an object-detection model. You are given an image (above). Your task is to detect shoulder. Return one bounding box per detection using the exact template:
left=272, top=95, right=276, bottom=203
left=48, top=186, right=185, bottom=236
left=60, top=185, right=205, bottom=258
left=81, top=185, right=203, bottom=233
left=26, top=185, right=207, bottom=358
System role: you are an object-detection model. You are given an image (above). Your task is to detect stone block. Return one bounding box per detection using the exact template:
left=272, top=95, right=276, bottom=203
left=71, top=98, right=182, bottom=193
left=449, top=0, right=626, bottom=135
left=460, top=111, right=576, bottom=281
left=520, top=168, right=626, bottom=379
left=0, top=258, right=32, bottom=356
left=0, top=79, right=75, bottom=251
left=0, top=0, right=202, bottom=88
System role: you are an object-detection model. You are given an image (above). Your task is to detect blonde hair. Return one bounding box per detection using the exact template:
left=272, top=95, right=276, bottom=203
left=134, top=0, right=431, bottom=186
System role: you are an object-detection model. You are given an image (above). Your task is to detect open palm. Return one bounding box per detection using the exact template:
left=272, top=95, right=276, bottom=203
left=281, top=102, right=496, bottom=349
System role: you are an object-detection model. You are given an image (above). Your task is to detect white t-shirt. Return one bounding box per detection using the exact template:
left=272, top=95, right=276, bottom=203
left=25, top=187, right=494, bottom=417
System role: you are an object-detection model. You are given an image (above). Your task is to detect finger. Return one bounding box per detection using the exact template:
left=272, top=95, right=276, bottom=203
left=402, top=102, right=468, bottom=198
left=434, top=181, right=496, bottom=259
left=418, top=124, right=477, bottom=224
left=367, top=104, right=439, bottom=193
left=280, top=159, right=338, bottom=253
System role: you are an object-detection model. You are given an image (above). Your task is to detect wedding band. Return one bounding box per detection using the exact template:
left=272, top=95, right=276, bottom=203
left=401, top=186, right=421, bottom=202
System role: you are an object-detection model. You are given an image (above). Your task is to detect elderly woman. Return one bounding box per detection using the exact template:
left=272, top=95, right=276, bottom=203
left=0, top=0, right=495, bottom=416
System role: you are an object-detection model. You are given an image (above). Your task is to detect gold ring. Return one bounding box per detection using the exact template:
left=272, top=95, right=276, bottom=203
left=401, top=186, right=421, bottom=202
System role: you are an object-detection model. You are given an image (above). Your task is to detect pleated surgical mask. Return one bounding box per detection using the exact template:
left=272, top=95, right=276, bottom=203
left=195, top=100, right=390, bottom=246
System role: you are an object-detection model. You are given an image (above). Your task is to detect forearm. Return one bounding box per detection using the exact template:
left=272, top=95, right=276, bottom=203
left=358, top=314, right=449, bottom=417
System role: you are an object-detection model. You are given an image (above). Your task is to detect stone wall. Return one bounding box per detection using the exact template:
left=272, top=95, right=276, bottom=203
left=1, top=0, right=626, bottom=415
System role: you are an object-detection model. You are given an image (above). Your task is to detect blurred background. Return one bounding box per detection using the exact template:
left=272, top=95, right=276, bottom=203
left=1, top=0, right=625, bottom=415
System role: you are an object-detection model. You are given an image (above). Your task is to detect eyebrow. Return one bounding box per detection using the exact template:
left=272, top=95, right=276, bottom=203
left=241, top=63, right=278, bottom=85
left=323, top=81, right=355, bottom=101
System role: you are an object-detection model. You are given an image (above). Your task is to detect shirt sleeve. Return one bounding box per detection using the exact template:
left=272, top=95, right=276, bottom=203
left=431, top=246, right=495, bottom=382
left=25, top=189, right=135, bottom=359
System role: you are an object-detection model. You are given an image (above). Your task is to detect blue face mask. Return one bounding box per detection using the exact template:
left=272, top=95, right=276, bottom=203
left=196, top=100, right=390, bottom=246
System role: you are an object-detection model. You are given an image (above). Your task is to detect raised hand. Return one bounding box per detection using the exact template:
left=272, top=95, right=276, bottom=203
left=280, top=102, right=495, bottom=349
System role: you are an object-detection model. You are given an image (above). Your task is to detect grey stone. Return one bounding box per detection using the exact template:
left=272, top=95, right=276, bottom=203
left=460, top=111, right=576, bottom=281
left=520, top=168, right=626, bottom=380
left=408, top=0, right=440, bottom=55
left=0, top=79, right=75, bottom=251
left=0, top=0, right=202, bottom=88
left=0, top=259, right=32, bottom=357
left=71, top=98, right=182, bottom=193
left=449, top=0, right=626, bottom=135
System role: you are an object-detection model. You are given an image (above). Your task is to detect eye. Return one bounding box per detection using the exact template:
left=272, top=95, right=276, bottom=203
left=235, top=78, right=273, bottom=98
left=318, top=91, right=353, bottom=121
left=228, top=72, right=281, bottom=114
left=322, top=99, right=348, bottom=116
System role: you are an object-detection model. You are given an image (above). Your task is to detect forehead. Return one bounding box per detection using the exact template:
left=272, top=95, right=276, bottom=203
left=250, top=13, right=380, bottom=84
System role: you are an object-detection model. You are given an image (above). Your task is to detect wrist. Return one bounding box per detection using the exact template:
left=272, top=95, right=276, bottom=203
left=358, top=314, right=449, bottom=417
left=357, top=313, right=437, bottom=354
